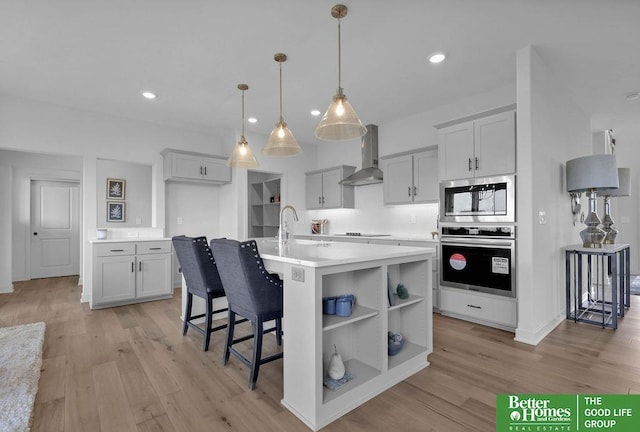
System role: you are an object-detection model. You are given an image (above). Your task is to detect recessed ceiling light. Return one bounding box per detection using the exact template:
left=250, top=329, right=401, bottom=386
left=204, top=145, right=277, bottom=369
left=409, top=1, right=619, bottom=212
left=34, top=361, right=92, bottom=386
left=626, top=92, right=639, bottom=101
left=429, top=53, right=446, bottom=64
left=310, top=109, right=321, bottom=116
left=247, top=117, right=258, bottom=123
left=141, top=91, right=156, bottom=100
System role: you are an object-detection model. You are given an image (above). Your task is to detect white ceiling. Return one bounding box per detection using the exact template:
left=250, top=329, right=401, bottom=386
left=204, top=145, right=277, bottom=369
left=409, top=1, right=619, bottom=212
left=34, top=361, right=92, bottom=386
left=1, top=0, right=639, bottom=145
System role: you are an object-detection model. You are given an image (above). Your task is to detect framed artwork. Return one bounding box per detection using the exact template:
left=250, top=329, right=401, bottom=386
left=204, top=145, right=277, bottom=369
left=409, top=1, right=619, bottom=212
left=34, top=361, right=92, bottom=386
left=107, top=178, right=126, bottom=200
left=107, top=201, right=126, bottom=222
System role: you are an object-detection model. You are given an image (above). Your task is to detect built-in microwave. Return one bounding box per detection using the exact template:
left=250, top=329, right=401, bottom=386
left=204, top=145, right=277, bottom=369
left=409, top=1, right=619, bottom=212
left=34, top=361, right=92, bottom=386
left=439, top=175, right=515, bottom=223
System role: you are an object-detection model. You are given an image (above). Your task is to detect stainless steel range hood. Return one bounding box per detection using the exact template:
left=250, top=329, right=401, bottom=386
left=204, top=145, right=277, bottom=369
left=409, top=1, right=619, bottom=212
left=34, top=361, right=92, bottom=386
left=339, top=124, right=383, bottom=186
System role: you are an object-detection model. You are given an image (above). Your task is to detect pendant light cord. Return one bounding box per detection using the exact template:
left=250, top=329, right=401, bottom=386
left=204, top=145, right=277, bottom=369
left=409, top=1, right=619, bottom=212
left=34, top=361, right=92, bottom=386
left=241, top=89, right=245, bottom=138
left=279, top=61, right=284, bottom=121
left=337, top=19, right=342, bottom=90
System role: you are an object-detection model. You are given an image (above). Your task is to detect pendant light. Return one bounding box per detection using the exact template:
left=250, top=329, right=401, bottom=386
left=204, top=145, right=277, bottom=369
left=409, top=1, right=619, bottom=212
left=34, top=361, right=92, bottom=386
left=226, top=84, right=259, bottom=168
left=315, top=4, right=366, bottom=141
left=263, top=53, right=302, bottom=156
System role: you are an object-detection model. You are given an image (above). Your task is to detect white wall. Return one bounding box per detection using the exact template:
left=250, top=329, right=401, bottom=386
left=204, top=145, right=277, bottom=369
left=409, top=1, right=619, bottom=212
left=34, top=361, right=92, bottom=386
left=165, top=181, right=222, bottom=286
left=0, top=94, right=226, bottom=300
left=607, top=124, right=640, bottom=274
left=515, top=46, right=591, bottom=345
left=96, top=159, right=152, bottom=227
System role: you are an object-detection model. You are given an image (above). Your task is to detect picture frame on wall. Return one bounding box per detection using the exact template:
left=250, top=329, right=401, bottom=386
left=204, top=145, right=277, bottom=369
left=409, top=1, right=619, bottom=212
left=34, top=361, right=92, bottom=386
left=107, top=178, right=126, bottom=200
left=107, top=201, right=126, bottom=222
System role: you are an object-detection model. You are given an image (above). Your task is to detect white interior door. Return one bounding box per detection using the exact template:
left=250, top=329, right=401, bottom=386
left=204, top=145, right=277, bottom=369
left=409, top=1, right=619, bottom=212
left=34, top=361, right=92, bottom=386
left=30, top=180, right=80, bottom=278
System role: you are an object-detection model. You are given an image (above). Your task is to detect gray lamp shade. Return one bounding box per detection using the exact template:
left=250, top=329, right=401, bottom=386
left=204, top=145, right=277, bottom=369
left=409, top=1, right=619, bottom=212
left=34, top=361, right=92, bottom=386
left=566, top=154, right=619, bottom=192
left=601, top=168, right=631, bottom=197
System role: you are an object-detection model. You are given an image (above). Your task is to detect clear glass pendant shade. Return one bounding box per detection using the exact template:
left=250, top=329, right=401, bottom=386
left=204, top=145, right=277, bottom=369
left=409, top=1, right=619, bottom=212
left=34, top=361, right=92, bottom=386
left=315, top=89, right=366, bottom=140
left=227, top=84, right=259, bottom=168
left=263, top=119, right=301, bottom=156
left=315, top=6, right=366, bottom=141
left=263, top=53, right=302, bottom=157
left=226, top=136, right=258, bottom=168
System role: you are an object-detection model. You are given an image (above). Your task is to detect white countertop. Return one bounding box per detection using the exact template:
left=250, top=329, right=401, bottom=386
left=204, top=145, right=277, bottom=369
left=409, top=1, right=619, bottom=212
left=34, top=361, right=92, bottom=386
left=294, top=233, right=440, bottom=243
left=257, top=238, right=435, bottom=268
left=89, top=237, right=171, bottom=244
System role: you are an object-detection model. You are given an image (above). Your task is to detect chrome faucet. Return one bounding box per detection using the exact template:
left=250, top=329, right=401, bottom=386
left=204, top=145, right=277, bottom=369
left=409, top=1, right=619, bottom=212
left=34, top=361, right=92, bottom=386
left=279, top=205, right=299, bottom=244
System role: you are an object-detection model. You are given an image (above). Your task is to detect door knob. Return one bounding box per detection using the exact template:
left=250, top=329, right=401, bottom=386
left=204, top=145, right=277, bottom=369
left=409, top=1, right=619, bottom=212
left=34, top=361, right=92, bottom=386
left=33, top=232, right=38, bottom=236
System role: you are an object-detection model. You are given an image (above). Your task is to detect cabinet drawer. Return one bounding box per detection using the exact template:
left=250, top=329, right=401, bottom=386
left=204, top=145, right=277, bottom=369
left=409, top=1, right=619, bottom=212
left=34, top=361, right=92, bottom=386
left=439, top=287, right=516, bottom=328
left=94, top=243, right=135, bottom=257
left=136, top=241, right=171, bottom=254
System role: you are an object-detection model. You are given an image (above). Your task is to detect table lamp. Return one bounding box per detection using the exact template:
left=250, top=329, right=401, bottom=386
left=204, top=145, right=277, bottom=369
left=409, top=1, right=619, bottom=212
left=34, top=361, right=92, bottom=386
left=600, top=167, right=630, bottom=244
left=566, top=154, right=619, bottom=248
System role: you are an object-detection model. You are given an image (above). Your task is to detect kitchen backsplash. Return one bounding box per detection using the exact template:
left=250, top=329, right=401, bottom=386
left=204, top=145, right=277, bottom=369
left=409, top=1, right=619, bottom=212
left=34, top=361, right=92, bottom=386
left=295, top=183, right=439, bottom=237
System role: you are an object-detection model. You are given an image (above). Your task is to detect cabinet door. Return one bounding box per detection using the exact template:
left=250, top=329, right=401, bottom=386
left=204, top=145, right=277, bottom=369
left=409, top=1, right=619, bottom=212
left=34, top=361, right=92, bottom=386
left=171, top=153, right=204, bottom=180
left=412, top=149, right=439, bottom=203
left=321, top=168, right=343, bottom=209
left=94, top=255, right=136, bottom=305
left=305, top=172, right=323, bottom=209
left=136, top=254, right=172, bottom=299
left=473, top=111, right=515, bottom=177
left=382, top=154, right=413, bottom=204
left=202, top=156, right=231, bottom=183
left=438, top=122, right=474, bottom=181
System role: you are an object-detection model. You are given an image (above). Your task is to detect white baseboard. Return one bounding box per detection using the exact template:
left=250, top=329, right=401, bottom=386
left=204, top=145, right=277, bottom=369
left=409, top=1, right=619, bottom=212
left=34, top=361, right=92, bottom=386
left=514, top=313, right=565, bottom=346
left=80, top=289, right=90, bottom=303
left=0, top=283, right=15, bottom=294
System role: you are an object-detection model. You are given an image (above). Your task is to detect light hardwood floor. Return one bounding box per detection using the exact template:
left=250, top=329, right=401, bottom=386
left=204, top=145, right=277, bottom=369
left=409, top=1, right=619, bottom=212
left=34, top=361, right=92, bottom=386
left=1, top=276, right=639, bottom=432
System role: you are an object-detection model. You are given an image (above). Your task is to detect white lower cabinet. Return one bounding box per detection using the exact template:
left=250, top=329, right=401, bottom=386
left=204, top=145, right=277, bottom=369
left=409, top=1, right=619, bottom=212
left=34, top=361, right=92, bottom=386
left=91, top=240, right=172, bottom=309
left=439, top=286, right=516, bottom=331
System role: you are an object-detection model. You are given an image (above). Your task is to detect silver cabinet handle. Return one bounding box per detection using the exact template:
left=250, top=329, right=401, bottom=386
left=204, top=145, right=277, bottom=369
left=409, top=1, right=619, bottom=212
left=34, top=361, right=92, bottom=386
left=318, top=196, right=322, bottom=204
left=204, top=166, right=207, bottom=176
left=322, top=196, right=325, bottom=204
left=110, top=249, right=124, bottom=252
left=468, top=158, right=472, bottom=171
left=139, top=261, right=142, bottom=272
left=413, top=186, right=417, bottom=196
left=475, top=157, right=479, bottom=170
left=200, top=166, right=203, bottom=175
left=408, top=186, right=411, bottom=197
left=131, top=262, right=134, bottom=272
left=149, top=247, right=162, bottom=250
left=467, top=304, right=481, bottom=309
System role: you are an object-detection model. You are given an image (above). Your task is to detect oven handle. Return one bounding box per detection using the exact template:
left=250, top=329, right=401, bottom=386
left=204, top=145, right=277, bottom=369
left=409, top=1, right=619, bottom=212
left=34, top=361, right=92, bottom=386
left=440, top=238, right=514, bottom=248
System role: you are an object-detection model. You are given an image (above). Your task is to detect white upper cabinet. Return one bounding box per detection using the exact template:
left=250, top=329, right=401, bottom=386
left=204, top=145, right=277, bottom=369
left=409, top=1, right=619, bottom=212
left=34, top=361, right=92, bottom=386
left=162, top=149, right=231, bottom=184
left=381, top=148, right=438, bottom=205
left=305, top=166, right=355, bottom=210
left=438, top=110, right=515, bottom=181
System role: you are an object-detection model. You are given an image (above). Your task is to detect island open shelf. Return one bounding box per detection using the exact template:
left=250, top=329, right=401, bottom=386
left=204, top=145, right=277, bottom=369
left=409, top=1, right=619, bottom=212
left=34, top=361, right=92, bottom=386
left=258, top=239, right=434, bottom=431
left=322, top=304, right=379, bottom=331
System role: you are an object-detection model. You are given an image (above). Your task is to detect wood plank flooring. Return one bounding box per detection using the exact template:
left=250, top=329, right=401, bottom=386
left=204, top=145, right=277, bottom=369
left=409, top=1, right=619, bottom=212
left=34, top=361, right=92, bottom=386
left=2, top=276, right=639, bottom=431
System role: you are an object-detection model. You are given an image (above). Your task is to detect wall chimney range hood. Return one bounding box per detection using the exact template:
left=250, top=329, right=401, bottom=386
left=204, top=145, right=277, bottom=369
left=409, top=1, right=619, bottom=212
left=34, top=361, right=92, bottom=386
left=339, top=124, right=383, bottom=186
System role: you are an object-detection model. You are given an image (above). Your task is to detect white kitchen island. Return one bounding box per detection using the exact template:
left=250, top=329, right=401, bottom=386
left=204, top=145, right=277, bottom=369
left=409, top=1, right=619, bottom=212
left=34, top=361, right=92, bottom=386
left=257, top=239, right=435, bottom=431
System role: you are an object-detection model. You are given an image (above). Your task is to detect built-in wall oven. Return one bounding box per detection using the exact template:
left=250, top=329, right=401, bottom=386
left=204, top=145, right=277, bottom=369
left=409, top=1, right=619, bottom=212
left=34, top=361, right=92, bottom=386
left=440, top=225, right=516, bottom=297
left=440, top=175, right=515, bottom=223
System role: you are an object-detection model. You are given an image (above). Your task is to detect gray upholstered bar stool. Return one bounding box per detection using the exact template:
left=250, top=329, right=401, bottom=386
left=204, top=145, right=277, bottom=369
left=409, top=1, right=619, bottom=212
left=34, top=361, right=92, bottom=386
left=210, top=238, right=283, bottom=390
left=172, top=235, right=230, bottom=351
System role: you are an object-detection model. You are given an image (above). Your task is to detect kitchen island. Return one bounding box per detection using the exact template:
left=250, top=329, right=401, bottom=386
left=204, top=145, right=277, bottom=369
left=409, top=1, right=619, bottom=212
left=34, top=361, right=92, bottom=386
left=257, top=239, right=435, bottom=431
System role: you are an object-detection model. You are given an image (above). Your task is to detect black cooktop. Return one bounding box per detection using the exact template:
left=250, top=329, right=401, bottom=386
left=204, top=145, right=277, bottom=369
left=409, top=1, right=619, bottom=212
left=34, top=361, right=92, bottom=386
left=334, top=233, right=392, bottom=237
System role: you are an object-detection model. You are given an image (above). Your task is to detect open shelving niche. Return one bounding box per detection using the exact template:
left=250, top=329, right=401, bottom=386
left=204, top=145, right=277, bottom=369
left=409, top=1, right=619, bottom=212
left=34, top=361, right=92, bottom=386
left=248, top=172, right=282, bottom=238
left=320, top=258, right=432, bottom=405
left=387, top=260, right=430, bottom=370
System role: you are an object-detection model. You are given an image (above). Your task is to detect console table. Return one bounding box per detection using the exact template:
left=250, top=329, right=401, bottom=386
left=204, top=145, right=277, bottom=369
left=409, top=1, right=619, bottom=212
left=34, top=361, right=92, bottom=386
left=565, top=243, right=630, bottom=329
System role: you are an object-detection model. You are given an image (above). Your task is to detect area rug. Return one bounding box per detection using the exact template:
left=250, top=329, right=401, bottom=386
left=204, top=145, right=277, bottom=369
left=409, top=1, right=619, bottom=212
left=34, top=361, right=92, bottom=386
left=0, top=322, right=46, bottom=432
